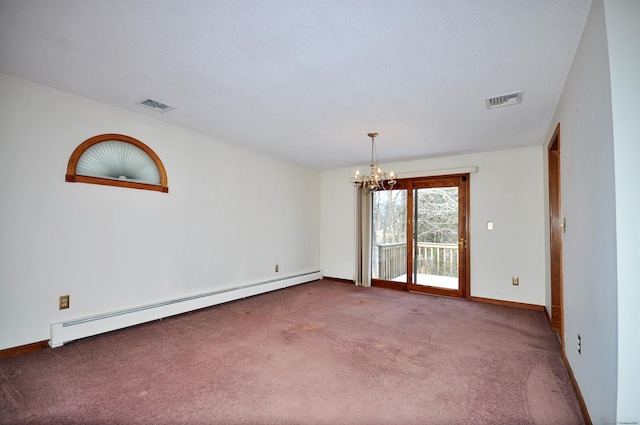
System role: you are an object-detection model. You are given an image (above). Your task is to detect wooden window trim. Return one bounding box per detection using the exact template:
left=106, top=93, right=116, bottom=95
left=66, top=133, right=169, bottom=193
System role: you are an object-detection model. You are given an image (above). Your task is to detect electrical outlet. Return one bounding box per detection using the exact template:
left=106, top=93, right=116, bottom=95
left=59, top=295, right=70, bottom=310
left=275, top=264, right=279, bottom=272
left=512, top=276, right=519, bottom=286
left=578, top=334, right=581, bottom=355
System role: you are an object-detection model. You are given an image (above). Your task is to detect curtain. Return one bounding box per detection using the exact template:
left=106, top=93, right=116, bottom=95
left=354, top=188, right=372, bottom=287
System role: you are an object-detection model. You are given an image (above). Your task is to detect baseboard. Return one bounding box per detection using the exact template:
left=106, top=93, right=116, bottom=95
left=561, top=352, right=592, bottom=425
left=469, top=296, right=544, bottom=311
left=323, top=276, right=355, bottom=284
left=0, top=340, right=49, bottom=360
left=50, top=270, right=323, bottom=348
left=369, top=284, right=545, bottom=311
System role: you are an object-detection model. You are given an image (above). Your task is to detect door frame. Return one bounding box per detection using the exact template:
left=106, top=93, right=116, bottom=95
left=372, top=174, right=470, bottom=299
left=548, top=123, right=564, bottom=345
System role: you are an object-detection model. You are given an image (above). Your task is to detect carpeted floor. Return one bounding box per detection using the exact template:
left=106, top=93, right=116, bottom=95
left=0, top=279, right=584, bottom=424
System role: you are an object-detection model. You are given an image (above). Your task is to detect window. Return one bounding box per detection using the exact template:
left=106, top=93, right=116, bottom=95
left=66, top=134, right=168, bottom=193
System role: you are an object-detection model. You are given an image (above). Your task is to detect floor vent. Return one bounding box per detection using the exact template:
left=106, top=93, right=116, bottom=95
left=485, top=91, right=523, bottom=109
left=137, top=98, right=175, bottom=113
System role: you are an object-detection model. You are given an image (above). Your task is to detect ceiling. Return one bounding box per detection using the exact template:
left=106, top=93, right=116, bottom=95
left=0, top=1, right=591, bottom=170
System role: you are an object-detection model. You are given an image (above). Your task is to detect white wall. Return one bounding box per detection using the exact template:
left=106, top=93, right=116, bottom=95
left=544, top=0, right=618, bottom=422
left=0, top=73, right=320, bottom=350
left=605, top=0, right=640, bottom=421
left=321, top=145, right=546, bottom=306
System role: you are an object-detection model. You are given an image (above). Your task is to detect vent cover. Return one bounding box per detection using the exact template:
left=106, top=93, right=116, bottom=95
left=137, top=98, right=174, bottom=113
left=485, top=91, right=523, bottom=109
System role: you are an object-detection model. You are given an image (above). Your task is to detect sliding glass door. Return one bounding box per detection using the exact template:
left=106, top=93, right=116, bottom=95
left=371, top=175, right=469, bottom=298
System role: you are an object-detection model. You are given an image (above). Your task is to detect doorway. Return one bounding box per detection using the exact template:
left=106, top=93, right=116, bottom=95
left=371, top=174, right=469, bottom=298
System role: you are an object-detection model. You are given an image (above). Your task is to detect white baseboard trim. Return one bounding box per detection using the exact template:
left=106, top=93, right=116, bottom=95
left=50, top=270, right=323, bottom=348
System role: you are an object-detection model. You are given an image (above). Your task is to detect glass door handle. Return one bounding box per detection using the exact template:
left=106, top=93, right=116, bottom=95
left=458, top=238, right=465, bottom=251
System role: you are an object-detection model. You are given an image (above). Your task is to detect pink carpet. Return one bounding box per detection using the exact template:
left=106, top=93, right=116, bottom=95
left=0, top=279, right=584, bottom=424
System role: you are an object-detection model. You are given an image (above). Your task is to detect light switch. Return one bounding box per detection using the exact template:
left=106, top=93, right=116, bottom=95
left=487, top=221, right=494, bottom=231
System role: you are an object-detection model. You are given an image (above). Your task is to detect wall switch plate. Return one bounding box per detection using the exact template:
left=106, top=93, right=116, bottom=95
left=487, top=221, right=494, bottom=230
left=275, top=264, right=279, bottom=272
left=512, top=276, right=519, bottom=286
left=59, top=295, right=70, bottom=310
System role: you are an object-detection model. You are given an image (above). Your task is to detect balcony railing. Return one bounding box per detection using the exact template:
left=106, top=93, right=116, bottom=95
left=374, top=242, right=458, bottom=281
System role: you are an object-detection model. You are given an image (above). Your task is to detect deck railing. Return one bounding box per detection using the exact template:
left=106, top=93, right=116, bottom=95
left=374, top=242, right=407, bottom=281
left=374, top=242, right=458, bottom=281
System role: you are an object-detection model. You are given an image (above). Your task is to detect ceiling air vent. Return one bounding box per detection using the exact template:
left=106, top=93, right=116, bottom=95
left=137, top=98, right=175, bottom=113
left=485, top=91, right=523, bottom=109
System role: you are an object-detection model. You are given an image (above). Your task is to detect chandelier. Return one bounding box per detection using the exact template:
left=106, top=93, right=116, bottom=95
left=353, top=132, right=396, bottom=193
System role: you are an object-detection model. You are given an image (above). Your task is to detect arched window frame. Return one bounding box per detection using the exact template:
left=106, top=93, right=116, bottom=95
left=66, top=134, right=169, bottom=193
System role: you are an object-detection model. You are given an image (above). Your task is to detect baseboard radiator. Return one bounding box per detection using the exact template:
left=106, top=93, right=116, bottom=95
left=50, top=270, right=323, bottom=348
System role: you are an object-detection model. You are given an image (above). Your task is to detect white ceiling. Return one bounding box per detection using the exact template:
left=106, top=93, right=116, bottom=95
left=0, top=0, right=591, bottom=170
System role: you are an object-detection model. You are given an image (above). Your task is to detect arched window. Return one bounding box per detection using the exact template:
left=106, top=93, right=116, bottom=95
left=66, top=134, right=169, bottom=193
